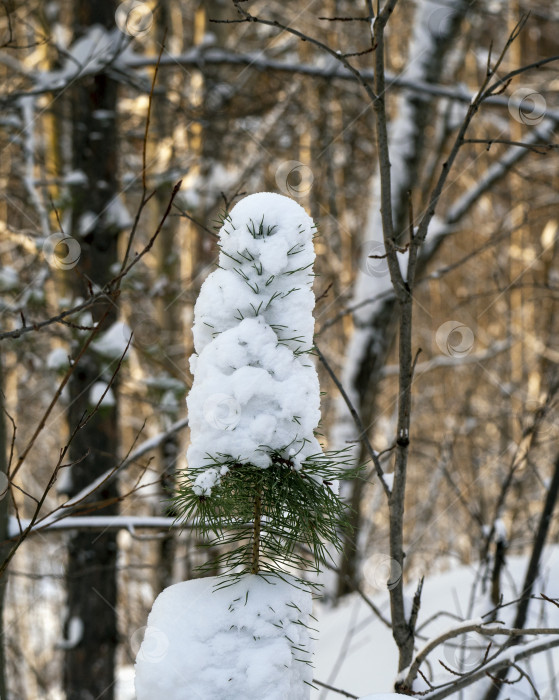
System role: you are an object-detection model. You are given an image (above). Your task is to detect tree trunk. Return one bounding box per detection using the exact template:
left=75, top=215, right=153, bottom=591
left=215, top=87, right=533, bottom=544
left=335, top=0, right=470, bottom=598
left=63, top=2, right=120, bottom=698
left=151, top=0, right=182, bottom=593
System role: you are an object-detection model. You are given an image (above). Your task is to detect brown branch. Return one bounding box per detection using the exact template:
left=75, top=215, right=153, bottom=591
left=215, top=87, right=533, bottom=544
left=312, top=679, right=358, bottom=698
left=483, top=451, right=559, bottom=700
left=314, top=343, right=390, bottom=498
left=142, top=30, right=166, bottom=193
left=0, top=328, right=131, bottom=577
left=418, top=636, right=559, bottom=700
left=119, top=32, right=167, bottom=280
left=463, top=138, right=558, bottom=154
left=230, top=2, right=378, bottom=103
left=372, top=0, right=405, bottom=298
left=117, top=180, right=182, bottom=279
left=171, top=203, right=219, bottom=239
left=402, top=622, right=559, bottom=691
left=317, top=16, right=370, bottom=22
left=411, top=15, right=529, bottom=261
left=485, top=53, right=559, bottom=98
left=540, top=593, right=559, bottom=610
left=9, top=308, right=112, bottom=481
left=0, top=293, right=110, bottom=341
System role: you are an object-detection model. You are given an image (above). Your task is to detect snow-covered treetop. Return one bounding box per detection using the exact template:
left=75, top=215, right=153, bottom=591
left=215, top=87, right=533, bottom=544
left=179, top=193, right=355, bottom=581
left=186, top=193, right=321, bottom=491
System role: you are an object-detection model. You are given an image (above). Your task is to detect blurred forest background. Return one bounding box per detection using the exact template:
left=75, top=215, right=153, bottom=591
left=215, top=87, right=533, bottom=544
left=0, top=0, right=558, bottom=698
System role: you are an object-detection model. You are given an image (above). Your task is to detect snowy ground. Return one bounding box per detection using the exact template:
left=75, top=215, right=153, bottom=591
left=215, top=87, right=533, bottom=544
left=118, top=547, right=559, bottom=699
left=312, top=547, right=559, bottom=699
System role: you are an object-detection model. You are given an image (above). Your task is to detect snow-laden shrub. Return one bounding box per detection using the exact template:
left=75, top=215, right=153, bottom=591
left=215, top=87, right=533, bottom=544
left=176, top=192, right=355, bottom=579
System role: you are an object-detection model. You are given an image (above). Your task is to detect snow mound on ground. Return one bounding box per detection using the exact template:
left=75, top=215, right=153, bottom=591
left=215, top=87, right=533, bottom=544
left=134, top=574, right=314, bottom=700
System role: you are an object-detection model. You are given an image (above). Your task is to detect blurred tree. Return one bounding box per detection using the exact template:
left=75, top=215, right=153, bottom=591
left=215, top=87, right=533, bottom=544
left=62, top=1, right=121, bottom=697
left=0, top=355, right=9, bottom=700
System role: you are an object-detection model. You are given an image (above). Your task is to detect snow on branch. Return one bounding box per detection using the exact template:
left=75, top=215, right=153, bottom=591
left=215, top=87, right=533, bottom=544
left=124, top=48, right=559, bottom=123
left=380, top=338, right=513, bottom=377
left=443, top=118, right=557, bottom=227
left=417, top=635, right=559, bottom=700
left=9, top=40, right=559, bottom=127
left=32, top=416, right=189, bottom=531
left=8, top=515, right=181, bottom=537
left=398, top=617, right=559, bottom=692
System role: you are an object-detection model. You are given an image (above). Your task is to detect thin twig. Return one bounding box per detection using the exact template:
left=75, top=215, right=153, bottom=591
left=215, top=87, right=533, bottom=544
left=312, top=679, right=358, bottom=698
left=9, top=308, right=112, bottom=481
left=120, top=33, right=167, bottom=275
left=314, top=343, right=390, bottom=498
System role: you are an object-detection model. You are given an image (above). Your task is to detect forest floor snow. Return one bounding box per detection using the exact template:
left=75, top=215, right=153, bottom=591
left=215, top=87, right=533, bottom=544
left=119, top=547, right=559, bottom=699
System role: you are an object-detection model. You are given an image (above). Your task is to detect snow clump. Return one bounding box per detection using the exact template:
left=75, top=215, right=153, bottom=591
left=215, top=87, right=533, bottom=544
left=134, top=574, right=314, bottom=700
left=186, top=192, right=321, bottom=495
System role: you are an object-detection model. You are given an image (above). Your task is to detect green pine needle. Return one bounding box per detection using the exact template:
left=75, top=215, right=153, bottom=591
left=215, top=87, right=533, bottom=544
left=173, top=450, right=361, bottom=586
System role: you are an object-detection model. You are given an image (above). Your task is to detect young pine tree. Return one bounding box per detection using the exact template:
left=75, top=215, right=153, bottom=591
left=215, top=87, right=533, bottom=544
left=135, top=193, right=357, bottom=700
left=176, top=192, right=355, bottom=582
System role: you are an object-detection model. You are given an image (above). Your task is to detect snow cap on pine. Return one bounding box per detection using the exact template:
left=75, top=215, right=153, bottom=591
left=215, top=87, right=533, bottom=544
left=186, top=192, right=321, bottom=494
left=134, top=575, right=314, bottom=700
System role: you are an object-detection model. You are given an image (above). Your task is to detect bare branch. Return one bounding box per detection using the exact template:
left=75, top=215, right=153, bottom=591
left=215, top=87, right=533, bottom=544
left=314, top=343, right=391, bottom=497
